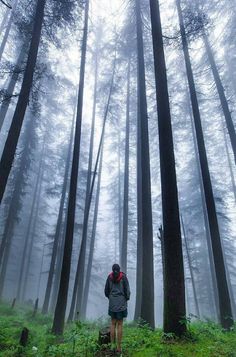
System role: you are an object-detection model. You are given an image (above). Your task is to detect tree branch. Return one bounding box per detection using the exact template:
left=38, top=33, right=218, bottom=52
left=0, top=0, right=12, bottom=9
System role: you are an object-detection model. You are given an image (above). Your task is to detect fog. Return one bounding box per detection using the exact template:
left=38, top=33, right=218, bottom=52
left=0, top=0, right=235, bottom=334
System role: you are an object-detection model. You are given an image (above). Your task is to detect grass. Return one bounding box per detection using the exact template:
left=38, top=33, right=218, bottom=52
left=0, top=302, right=235, bottom=356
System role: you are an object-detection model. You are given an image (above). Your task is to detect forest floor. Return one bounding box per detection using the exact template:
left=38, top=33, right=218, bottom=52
left=0, top=302, right=236, bottom=356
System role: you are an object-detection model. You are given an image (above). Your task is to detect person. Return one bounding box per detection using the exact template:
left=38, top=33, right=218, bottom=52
left=104, top=263, right=130, bottom=355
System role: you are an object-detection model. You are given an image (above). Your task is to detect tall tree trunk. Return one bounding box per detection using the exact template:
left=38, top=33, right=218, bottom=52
left=0, top=0, right=46, bottom=204
left=68, top=59, right=116, bottom=322
left=149, top=0, right=186, bottom=335
left=81, top=141, right=104, bottom=318
left=15, top=155, right=44, bottom=301
left=135, top=0, right=154, bottom=328
left=180, top=215, right=200, bottom=317
left=121, top=59, right=130, bottom=274
left=50, top=217, right=67, bottom=313
left=52, top=0, right=89, bottom=335
left=42, top=112, right=75, bottom=314
left=176, top=0, right=233, bottom=329
left=0, top=44, right=26, bottom=131
left=22, top=171, right=44, bottom=301
left=71, top=52, right=98, bottom=319
left=0, top=0, right=19, bottom=62
left=134, top=87, right=142, bottom=321
left=203, top=33, right=236, bottom=165
left=188, top=95, right=219, bottom=320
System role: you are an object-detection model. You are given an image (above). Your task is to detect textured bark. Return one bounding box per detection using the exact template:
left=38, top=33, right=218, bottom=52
left=135, top=0, right=154, bottom=328
left=52, top=0, right=89, bottom=335
left=120, top=59, right=130, bottom=274
left=176, top=0, right=233, bottom=329
left=149, top=0, right=186, bottom=334
left=0, top=0, right=46, bottom=204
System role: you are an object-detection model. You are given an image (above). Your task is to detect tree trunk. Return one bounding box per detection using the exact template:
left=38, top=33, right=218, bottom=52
left=0, top=0, right=46, bottom=204
left=21, top=167, right=44, bottom=302
left=52, top=0, right=89, bottom=335
left=42, top=112, right=75, bottom=314
left=180, top=215, right=200, bottom=317
left=134, top=80, right=143, bottom=321
left=187, top=92, right=219, bottom=320
left=15, top=151, right=44, bottom=301
left=68, top=58, right=116, bottom=322
left=203, top=32, right=236, bottom=165
left=135, top=0, right=154, bottom=329
left=81, top=141, right=104, bottom=318
left=176, top=0, right=233, bottom=329
left=149, top=0, right=186, bottom=334
left=121, top=59, right=130, bottom=274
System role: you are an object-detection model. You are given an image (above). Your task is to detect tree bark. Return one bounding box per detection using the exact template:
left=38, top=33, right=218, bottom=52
left=121, top=59, right=130, bottom=274
left=149, top=0, right=186, bottom=334
left=0, top=0, right=46, bottom=204
left=135, top=0, right=154, bottom=329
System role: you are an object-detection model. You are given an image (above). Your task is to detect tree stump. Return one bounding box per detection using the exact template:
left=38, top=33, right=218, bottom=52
left=19, top=327, right=29, bottom=347
left=98, top=327, right=111, bottom=346
left=11, top=297, right=16, bottom=309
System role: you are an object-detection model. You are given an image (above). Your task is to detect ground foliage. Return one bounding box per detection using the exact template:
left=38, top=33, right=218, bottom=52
left=0, top=303, right=235, bottom=356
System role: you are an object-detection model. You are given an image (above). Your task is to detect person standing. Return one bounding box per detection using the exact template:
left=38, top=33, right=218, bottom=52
left=105, top=263, right=130, bottom=355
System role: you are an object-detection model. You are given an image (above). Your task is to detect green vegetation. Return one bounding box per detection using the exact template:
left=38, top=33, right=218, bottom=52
left=0, top=303, right=235, bottom=356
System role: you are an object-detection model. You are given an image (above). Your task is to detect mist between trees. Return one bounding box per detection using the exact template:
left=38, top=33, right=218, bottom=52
left=0, top=0, right=235, bottom=336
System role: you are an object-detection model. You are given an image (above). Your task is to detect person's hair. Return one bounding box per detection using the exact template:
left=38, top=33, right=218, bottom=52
left=112, top=263, right=120, bottom=272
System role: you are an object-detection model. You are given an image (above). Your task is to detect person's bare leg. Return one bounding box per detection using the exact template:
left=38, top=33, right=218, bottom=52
left=117, top=319, right=123, bottom=352
left=110, top=319, right=117, bottom=348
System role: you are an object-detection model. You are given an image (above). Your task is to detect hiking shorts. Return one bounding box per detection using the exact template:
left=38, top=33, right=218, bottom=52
left=108, top=309, right=128, bottom=320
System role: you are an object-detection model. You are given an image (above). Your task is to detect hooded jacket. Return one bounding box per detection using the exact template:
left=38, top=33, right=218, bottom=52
left=104, top=272, right=130, bottom=312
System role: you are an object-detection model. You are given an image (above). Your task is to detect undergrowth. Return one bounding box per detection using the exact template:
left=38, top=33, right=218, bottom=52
left=0, top=302, right=235, bottom=356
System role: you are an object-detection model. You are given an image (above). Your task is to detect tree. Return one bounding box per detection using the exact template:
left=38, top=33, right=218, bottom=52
left=52, top=0, right=90, bottom=335
left=135, top=0, right=154, bottom=329
left=149, top=0, right=186, bottom=335
left=0, top=0, right=46, bottom=204
left=176, top=0, right=233, bottom=329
